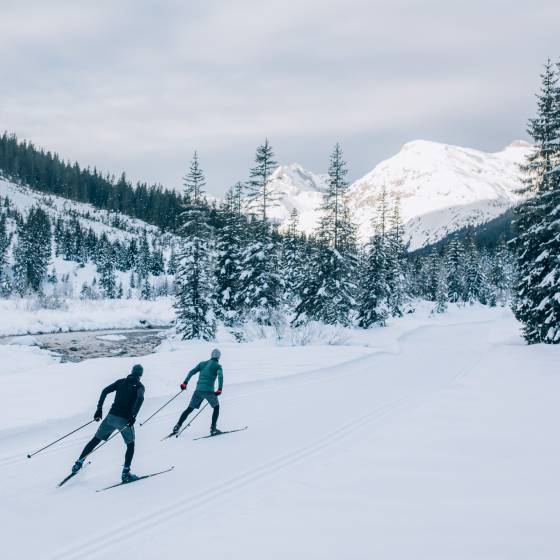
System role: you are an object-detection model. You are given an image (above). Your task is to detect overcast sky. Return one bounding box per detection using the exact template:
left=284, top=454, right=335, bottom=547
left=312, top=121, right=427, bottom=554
left=1, top=0, right=558, bottom=194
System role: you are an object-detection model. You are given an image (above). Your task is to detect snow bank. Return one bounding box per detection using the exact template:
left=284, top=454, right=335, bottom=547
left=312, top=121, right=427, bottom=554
left=0, top=297, right=175, bottom=336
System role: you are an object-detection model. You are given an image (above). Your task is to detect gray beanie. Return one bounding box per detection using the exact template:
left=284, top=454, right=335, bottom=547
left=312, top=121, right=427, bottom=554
left=211, top=348, right=221, bottom=360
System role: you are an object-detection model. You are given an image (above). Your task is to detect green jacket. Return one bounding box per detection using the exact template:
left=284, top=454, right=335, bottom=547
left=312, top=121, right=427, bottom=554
left=185, top=358, right=223, bottom=392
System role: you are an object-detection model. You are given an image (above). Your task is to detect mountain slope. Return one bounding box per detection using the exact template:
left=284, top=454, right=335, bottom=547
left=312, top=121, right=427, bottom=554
left=271, top=140, right=532, bottom=249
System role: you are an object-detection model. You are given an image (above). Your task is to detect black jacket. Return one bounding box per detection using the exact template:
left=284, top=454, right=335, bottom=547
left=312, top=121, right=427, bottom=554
left=97, top=375, right=145, bottom=420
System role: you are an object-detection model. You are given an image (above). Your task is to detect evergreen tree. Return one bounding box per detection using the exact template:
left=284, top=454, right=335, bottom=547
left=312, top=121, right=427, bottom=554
left=237, top=217, right=283, bottom=324
left=281, top=209, right=306, bottom=304
left=214, top=187, right=244, bottom=325
left=513, top=60, right=560, bottom=343
left=463, top=230, right=487, bottom=304
left=0, top=215, right=11, bottom=295
left=433, top=264, right=449, bottom=314
left=140, top=278, right=152, bottom=300
left=12, top=207, right=51, bottom=294
left=174, top=152, right=216, bottom=340
left=135, top=231, right=151, bottom=279
left=445, top=238, right=466, bottom=302
left=97, top=243, right=117, bottom=298
left=357, top=233, right=389, bottom=327
left=238, top=143, right=283, bottom=324
left=166, top=247, right=177, bottom=275
left=385, top=194, right=407, bottom=316
left=489, top=237, right=513, bottom=306
left=245, top=139, right=278, bottom=222
left=294, top=144, right=358, bottom=326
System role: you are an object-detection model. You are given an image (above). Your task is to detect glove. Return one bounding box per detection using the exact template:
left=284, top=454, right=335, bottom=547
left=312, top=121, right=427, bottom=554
left=94, top=407, right=102, bottom=422
left=180, top=383, right=187, bottom=391
left=128, top=416, right=136, bottom=427
left=215, top=389, right=222, bottom=396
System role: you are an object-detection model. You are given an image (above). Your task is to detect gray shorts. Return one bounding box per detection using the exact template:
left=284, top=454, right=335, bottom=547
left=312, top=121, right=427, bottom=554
left=189, top=390, right=219, bottom=409
left=95, top=413, right=135, bottom=445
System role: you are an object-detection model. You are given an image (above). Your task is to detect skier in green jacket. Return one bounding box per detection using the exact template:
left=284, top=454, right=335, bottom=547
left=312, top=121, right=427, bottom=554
left=172, top=349, right=224, bottom=435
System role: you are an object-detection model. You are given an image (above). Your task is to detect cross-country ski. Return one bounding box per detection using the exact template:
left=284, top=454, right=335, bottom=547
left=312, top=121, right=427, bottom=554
left=57, top=461, right=91, bottom=488
left=193, top=427, right=248, bottom=441
left=96, top=467, right=175, bottom=492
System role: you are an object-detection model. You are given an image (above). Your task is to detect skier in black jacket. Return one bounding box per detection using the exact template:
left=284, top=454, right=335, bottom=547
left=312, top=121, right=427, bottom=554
left=71, top=364, right=145, bottom=482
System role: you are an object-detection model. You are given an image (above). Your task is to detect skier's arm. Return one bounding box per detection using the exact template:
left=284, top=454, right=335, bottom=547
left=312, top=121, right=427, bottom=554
left=184, top=363, right=201, bottom=385
left=131, top=386, right=145, bottom=419
left=217, top=365, right=223, bottom=391
left=97, top=381, right=118, bottom=410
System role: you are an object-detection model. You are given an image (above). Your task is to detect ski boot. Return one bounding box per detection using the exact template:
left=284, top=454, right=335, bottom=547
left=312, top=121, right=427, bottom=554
left=71, top=459, right=84, bottom=474
left=210, top=426, right=223, bottom=436
left=121, top=467, right=139, bottom=483
left=172, top=424, right=181, bottom=435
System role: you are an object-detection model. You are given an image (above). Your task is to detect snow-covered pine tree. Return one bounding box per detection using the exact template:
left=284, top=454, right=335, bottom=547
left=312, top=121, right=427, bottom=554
left=135, top=231, right=151, bottom=280
left=433, top=263, right=449, bottom=314
left=385, top=193, right=408, bottom=316
left=357, top=188, right=392, bottom=327
left=489, top=236, right=513, bottom=306
left=281, top=209, right=306, bottom=304
left=513, top=60, right=560, bottom=343
left=167, top=247, right=177, bottom=275
left=12, top=206, right=51, bottom=294
left=357, top=233, right=389, bottom=327
left=140, top=277, right=152, bottom=300
left=0, top=215, right=11, bottom=295
left=237, top=217, right=283, bottom=324
left=97, top=241, right=117, bottom=299
left=462, top=229, right=487, bottom=304
left=174, top=151, right=216, bottom=340
left=245, top=139, right=279, bottom=222
left=422, top=250, right=441, bottom=301
left=214, top=187, right=244, bottom=326
left=294, top=144, right=358, bottom=326
left=445, top=237, right=466, bottom=302
left=238, top=144, right=283, bottom=324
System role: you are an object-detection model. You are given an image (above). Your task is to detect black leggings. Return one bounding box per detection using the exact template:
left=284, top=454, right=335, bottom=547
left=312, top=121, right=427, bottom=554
left=178, top=405, right=219, bottom=428
left=78, top=436, right=135, bottom=468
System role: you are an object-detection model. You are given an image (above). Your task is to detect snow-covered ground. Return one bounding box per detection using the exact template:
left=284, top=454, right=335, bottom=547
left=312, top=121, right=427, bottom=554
left=1, top=305, right=559, bottom=559
left=0, top=297, right=175, bottom=336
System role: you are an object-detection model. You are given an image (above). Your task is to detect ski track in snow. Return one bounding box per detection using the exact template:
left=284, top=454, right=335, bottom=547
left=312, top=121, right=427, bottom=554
left=2, top=310, right=558, bottom=559
left=56, top=326, right=485, bottom=559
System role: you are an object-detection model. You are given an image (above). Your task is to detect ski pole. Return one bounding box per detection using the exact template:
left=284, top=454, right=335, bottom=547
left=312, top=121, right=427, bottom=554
left=27, top=420, right=95, bottom=459
left=177, top=402, right=208, bottom=437
left=83, top=424, right=130, bottom=460
left=139, top=390, right=183, bottom=427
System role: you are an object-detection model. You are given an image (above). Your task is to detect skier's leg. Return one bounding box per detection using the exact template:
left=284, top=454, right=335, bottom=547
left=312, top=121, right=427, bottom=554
left=211, top=405, right=220, bottom=430
left=72, top=436, right=101, bottom=472
left=121, top=425, right=138, bottom=482
left=124, top=441, right=135, bottom=468
left=79, top=436, right=101, bottom=461
left=174, top=406, right=194, bottom=431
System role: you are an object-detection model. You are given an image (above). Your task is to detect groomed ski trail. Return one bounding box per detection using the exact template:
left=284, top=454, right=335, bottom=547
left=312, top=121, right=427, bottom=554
left=46, top=321, right=492, bottom=560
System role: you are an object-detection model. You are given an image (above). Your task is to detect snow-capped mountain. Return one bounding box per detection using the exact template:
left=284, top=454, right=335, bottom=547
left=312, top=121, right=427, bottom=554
left=266, top=164, right=328, bottom=231
left=271, top=140, right=532, bottom=249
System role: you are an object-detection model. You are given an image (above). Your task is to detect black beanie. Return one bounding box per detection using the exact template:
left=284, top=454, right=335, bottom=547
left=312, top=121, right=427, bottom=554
left=131, top=364, right=143, bottom=377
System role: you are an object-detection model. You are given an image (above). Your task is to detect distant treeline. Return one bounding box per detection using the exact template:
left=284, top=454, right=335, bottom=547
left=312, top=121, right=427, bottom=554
left=411, top=209, right=515, bottom=257
left=0, top=132, right=186, bottom=231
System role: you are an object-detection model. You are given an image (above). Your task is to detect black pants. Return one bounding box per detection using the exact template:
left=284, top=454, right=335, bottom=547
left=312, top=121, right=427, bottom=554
left=178, top=405, right=219, bottom=429
left=78, top=437, right=135, bottom=468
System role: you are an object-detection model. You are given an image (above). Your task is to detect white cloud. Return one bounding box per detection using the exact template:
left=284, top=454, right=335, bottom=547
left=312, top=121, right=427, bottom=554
left=0, top=0, right=558, bottom=193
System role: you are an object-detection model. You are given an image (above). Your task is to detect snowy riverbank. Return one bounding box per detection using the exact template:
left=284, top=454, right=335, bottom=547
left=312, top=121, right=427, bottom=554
left=0, top=297, right=175, bottom=336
